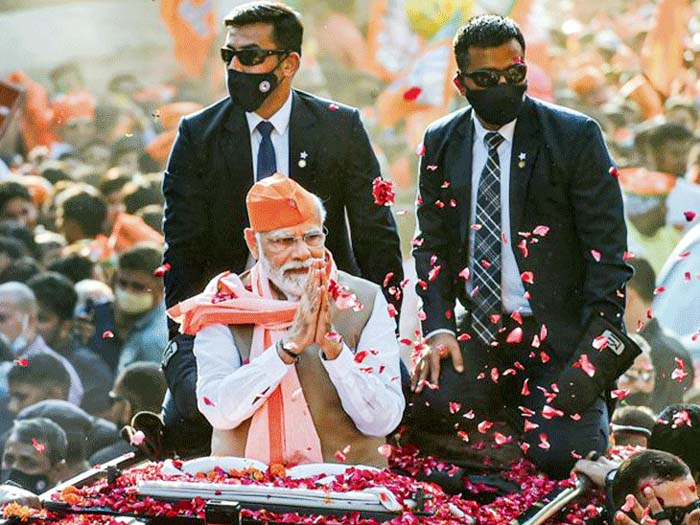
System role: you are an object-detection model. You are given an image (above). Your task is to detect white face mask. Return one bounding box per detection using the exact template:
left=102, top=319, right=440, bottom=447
left=115, top=287, right=154, bottom=315
left=11, top=314, right=29, bottom=354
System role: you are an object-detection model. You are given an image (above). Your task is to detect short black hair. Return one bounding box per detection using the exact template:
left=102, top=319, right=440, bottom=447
left=627, top=258, right=656, bottom=303
left=60, top=190, right=108, bottom=238
left=0, top=235, right=27, bottom=260
left=47, top=253, right=95, bottom=284
left=98, top=168, right=133, bottom=197
left=10, top=417, right=68, bottom=466
left=0, top=181, right=32, bottom=216
left=612, top=405, right=656, bottom=430
left=17, top=400, right=93, bottom=464
left=8, top=353, right=71, bottom=398
left=1, top=256, right=43, bottom=284
left=122, top=182, right=163, bottom=214
left=224, top=1, right=303, bottom=55
left=118, top=243, right=163, bottom=275
left=453, top=15, right=526, bottom=73
left=650, top=404, right=700, bottom=476
left=116, top=362, right=167, bottom=413
left=27, top=272, right=78, bottom=321
left=612, top=450, right=690, bottom=508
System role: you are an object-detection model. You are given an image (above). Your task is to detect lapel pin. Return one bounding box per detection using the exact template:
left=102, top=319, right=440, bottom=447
left=518, top=152, right=527, bottom=169
left=298, top=151, right=308, bottom=168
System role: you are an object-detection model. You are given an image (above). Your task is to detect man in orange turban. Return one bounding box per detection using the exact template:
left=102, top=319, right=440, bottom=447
left=168, top=174, right=404, bottom=466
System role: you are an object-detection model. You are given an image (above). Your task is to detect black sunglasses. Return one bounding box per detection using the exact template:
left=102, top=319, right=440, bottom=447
left=220, top=47, right=291, bottom=66
left=461, top=63, right=527, bottom=88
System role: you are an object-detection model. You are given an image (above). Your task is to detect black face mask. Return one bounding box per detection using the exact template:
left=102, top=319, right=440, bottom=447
left=465, top=83, right=527, bottom=127
left=1, top=468, right=51, bottom=494
left=226, top=58, right=285, bottom=113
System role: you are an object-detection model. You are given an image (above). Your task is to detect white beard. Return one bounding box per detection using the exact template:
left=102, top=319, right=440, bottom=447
left=259, top=251, right=322, bottom=300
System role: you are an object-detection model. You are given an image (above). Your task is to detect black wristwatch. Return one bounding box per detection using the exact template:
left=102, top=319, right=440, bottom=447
left=277, top=339, right=301, bottom=364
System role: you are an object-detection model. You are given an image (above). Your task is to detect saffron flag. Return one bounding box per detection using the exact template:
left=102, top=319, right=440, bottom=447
left=160, top=0, right=217, bottom=79
left=641, top=0, right=691, bottom=98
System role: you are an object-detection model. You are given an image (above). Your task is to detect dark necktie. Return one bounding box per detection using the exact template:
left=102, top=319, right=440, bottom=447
left=472, top=131, right=505, bottom=345
left=256, top=121, right=276, bottom=181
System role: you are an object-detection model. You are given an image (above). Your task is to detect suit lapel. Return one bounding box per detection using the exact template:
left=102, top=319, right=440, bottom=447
left=509, top=98, right=540, bottom=237
left=288, top=91, right=318, bottom=188
left=445, top=109, right=474, bottom=247
left=221, top=101, right=254, bottom=196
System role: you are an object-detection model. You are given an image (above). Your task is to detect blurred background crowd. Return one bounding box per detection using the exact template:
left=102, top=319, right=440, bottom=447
left=0, top=0, right=698, bottom=491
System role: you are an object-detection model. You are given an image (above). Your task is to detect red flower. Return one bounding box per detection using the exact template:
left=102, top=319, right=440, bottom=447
left=403, top=86, right=422, bottom=101
left=153, top=263, right=171, bottom=277
left=371, top=177, right=396, bottom=206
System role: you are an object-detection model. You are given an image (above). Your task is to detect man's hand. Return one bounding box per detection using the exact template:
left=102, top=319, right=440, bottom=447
left=284, top=262, right=324, bottom=355
left=614, top=488, right=672, bottom=525
left=572, top=453, right=618, bottom=488
left=410, top=332, right=463, bottom=393
left=316, top=282, right=342, bottom=360
left=0, top=484, right=40, bottom=508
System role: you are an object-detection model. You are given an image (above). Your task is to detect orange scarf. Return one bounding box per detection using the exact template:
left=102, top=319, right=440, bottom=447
left=167, top=252, right=338, bottom=465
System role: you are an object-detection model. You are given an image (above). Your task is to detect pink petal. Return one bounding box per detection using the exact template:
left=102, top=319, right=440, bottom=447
left=623, top=251, right=636, bottom=261
left=590, top=249, right=601, bottom=262
left=517, top=240, right=529, bottom=258
left=129, top=430, right=146, bottom=446
left=328, top=103, right=339, bottom=111
left=532, top=225, right=550, bottom=236
left=458, top=267, right=471, bottom=280
left=377, top=444, right=393, bottom=458
left=494, top=432, right=512, bottom=446
left=102, top=330, right=115, bottom=339
left=477, top=420, right=494, bottom=433
left=520, top=271, right=534, bottom=284
left=592, top=335, right=609, bottom=350
left=524, top=419, right=539, bottom=432
left=325, top=331, right=343, bottom=343
left=521, top=378, right=530, bottom=396
left=402, top=86, right=422, bottom=101
left=32, top=438, right=45, bottom=454
left=386, top=304, right=398, bottom=318
left=574, top=354, right=596, bottom=377
left=153, top=263, right=171, bottom=277
left=203, top=396, right=215, bottom=407
left=608, top=166, right=619, bottom=178
left=428, top=265, right=441, bottom=282
left=415, top=143, right=426, bottom=156
left=490, top=367, right=500, bottom=383
left=382, top=272, right=394, bottom=287
left=449, top=401, right=462, bottom=414
left=611, top=389, right=630, bottom=400
left=457, top=430, right=470, bottom=442
left=426, top=164, right=438, bottom=171
left=457, top=333, right=471, bottom=342
left=538, top=433, right=551, bottom=450
left=653, top=286, right=665, bottom=295
left=506, top=327, right=523, bottom=344
left=541, top=405, right=564, bottom=420
left=684, top=211, right=697, bottom=222
left=13, top=358, right=28, bottom=367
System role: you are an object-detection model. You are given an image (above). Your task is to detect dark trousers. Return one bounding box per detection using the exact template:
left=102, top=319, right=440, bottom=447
left=404, top=314, right=608, bottom=479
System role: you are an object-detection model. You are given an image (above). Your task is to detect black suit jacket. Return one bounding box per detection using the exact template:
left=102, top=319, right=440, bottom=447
left=163, top=89, right=403, bottom=314
left=161, top=90, right=403, bottom=422
left=413, top=96, right=632, bottom=361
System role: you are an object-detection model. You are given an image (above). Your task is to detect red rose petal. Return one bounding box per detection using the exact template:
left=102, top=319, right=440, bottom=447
left=153, top=263, right=171, bottom=277
left=415, top=143, right=426, bottom=156
left=403, top=86, right=422, bottom=101
left=506, top=327, right=523, bottom=344
left=13, top=358, right=28, bottom=367
left=102, top=330, right=115, bottom=339
left=520, top=271, right=534, bottom=284
left=32, top=438, right=45, bottom=454
left=684, top=211, right=697, bottom=222
left=477, top=420, right=494, bottom=433
left=590, top=249, right=601, bottom=262
left=203, top=396, right=215, bottom=407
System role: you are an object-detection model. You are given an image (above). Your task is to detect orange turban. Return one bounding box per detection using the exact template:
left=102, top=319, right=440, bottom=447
left=246, top=174, right=318, bottom=232
left=51, top=90, right=95, bottom=127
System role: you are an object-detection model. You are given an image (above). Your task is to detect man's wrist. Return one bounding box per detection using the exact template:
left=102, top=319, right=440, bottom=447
left=277, top=339, right=301, bottom=364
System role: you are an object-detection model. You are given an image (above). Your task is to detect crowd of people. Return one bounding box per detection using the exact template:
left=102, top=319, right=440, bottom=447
left=0, top=0, right=699, bottom=524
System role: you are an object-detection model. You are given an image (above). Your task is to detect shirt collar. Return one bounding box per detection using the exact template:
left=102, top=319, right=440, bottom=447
left=246, top=92, right=293, bottom=136
left=471, top=113, right=517, bottom=146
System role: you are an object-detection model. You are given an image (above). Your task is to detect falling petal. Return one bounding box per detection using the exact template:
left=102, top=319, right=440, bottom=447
left=683, top=211, right=697, bottom=222
left=520, top=271, right=534, bottom=284
left=590, top=249, right=601, bottom=262
left=506, top=327, right=523, bottom=344
left=477, top=420, right=494, bottom=433
left=32, top=438, right=46, bottom=454
left=403, top=86, right=422, bottom=101
left=129, top=431, right=146, bottom=446
left=415, top=143, right=426, bottom=156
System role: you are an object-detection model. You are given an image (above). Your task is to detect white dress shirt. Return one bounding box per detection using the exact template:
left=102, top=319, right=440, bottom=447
left=194, top=289, right=405, bottom=437
left=469, top=115, right=531, bottom=315
left=245, top=92, right=292, bottom=182
left=426, top=116, right=531, bottom=340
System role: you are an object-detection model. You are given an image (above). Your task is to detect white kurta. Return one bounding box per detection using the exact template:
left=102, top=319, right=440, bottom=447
left=193, top=289, right=405, bottom=437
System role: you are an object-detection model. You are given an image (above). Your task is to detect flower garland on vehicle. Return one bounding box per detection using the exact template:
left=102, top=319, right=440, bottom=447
left=3, top=446, right=643, bottom=525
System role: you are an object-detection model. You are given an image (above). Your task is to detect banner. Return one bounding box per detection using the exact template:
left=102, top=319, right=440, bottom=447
left=160, top=0, right=217, bottom=79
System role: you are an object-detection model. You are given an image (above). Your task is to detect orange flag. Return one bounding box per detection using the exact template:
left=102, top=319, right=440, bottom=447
left=641, top=0, right=691, bottom=98
left=160, top=0, right=217, bottom=79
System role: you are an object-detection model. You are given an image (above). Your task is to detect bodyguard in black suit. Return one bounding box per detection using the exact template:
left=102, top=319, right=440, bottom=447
left=160, top=2, right=403, bottom=455
left=408, top=15, right=632, bottom=478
